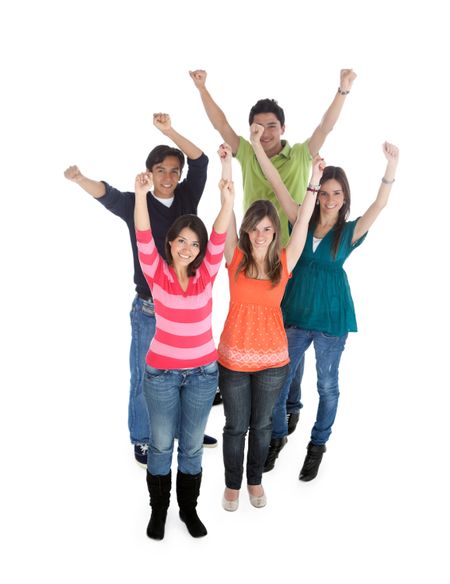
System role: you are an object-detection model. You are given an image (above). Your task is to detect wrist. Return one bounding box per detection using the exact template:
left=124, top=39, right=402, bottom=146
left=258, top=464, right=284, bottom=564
left=337, top=87, right=350, bottom=95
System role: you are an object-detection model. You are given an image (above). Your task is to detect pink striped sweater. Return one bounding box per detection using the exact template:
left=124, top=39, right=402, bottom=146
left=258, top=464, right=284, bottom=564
left=136, top=228, right=226, bottom=369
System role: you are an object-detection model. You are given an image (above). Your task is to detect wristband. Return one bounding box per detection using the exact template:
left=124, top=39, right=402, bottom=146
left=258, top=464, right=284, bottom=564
left=307, top=187, right=319, bottom=193
left=338, top=87, right=350, bottom=95
left=381, top=177, right=395, bottom=184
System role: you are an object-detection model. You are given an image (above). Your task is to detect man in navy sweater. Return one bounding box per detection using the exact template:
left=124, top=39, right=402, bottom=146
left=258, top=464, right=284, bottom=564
left=64, top=113, right=217, bottom=466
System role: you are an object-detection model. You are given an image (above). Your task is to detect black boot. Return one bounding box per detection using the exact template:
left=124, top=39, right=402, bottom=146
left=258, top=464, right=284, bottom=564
left=146, top=471, right=171, bottom=540
left=263, top=436, right=288, bottom=473
left=287, top=412, right=300, bottom=435
left=299, top=442, right=326, bottom=482
left=176, top=471, right=207, bottom=538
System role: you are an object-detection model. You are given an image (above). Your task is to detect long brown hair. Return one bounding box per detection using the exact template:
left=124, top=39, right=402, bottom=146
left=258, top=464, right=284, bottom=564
left=237, top=200, right=282, bottom=286
left=165, top=214, right=208, bottom=277
left=311, top=166, right=351, bottom=259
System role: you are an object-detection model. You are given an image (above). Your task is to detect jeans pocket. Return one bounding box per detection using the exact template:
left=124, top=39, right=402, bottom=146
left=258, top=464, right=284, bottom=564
left=320, top=331, right=339, bottom=339
left=145, top=365, right=166, bottom=379
left=141, top=301, right=155, bottom=317
left=201, top=361, right=219, bottom=377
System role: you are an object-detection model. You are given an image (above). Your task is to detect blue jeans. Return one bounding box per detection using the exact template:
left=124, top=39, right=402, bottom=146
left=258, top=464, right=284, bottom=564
left=129, top=295, right=156, bottom=444
left=143, top=362, right=218, bottom=476
left=271, top=327, right=348, bottom=444
left=286, top=354, right=305, bottom=414
left=219, top=364, right=288, bottom=489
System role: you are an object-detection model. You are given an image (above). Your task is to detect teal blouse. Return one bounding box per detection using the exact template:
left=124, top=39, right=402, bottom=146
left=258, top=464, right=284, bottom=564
left=282, top=219, right=367, bottom=337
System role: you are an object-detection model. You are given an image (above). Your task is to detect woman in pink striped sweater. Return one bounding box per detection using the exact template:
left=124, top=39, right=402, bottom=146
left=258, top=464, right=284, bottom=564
left=134, top=145, right=234, bottom=541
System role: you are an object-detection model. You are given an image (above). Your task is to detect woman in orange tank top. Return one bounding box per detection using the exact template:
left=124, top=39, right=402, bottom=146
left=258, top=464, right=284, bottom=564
left=218, top=131, right=324, bottom=511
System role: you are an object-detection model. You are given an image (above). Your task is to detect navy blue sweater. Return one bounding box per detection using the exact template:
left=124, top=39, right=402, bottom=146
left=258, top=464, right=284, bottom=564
left=97, top=153, right=208, bottom=296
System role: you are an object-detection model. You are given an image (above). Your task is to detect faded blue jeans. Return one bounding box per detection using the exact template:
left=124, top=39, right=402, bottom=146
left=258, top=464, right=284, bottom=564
left=129, top=295, right=156, bottom=444
left=143, top=362, right=218, bottom=475
left=271, top=327, right=348, bottom=445
left=219, top=364, right=288, bottom=489
left=286, top=354, right=305, bottom=414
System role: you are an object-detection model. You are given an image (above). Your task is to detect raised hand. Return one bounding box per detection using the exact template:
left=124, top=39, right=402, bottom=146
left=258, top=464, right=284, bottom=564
left=218, top=142, right=232, bottom=163
left=311, top=154, right=326, bottom=184
left=64, top=165, right=84, bottom=183
left=249, top=122, right=264, bottom=146
left=339, top=69, right=357, bottom=92
left=383, top=141, right=399, bottom=164
left=135, top=172, right=152, bottom=197
left=219, top=178, right=235, bottom=206
left=189, top=69, right=207, bottom=89
left=153, top=113, right=172, bottom=134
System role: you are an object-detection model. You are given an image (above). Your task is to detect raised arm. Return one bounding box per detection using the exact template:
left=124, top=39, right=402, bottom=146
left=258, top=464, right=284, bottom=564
left=153, top=113, right=203, bottom=160
left=216, top=143, right=238, bottom=263
left=308, top=69, right=357, bottom=157
left=250, top=123, right=298, bottom=225
left=134, top=173, right=152, bottom=231
left=352, top=142, right=399, bottom=243
left=189, top=69, right=240, bottom=154
left=64, top=165, right=106, bottom=198
left=285, top=157, right=326, bottom=272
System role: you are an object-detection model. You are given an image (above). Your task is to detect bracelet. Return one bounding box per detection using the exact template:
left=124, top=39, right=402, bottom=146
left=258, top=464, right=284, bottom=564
left=307, top=187, right=319, bottom=193
left=338, top=87, right=350, bottom=95
left=381, top=177, right=395, bottom=184
left=308, top=183, right=320, bottom=189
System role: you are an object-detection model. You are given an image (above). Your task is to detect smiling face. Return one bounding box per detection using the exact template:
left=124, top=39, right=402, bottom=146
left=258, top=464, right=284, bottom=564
left=150, top=155, right=181, bottom=198
left=169, top=227, right=201, bottom=269
left=247, top=216, right=276, bottom=252
left=251, top=113, right=285, bottom=157
left=318, top=179, right=345, bottom=217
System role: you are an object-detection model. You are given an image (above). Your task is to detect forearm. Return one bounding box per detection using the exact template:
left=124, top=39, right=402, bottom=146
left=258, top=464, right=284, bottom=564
left=77, top=176, right=106, bottom=198
left=213, top=199, right=234, bottom=234
left=134, top=194, right=150, bottom=231
left=198, top=86, right=228, bottom=131
left=161, top=127, right=203, bottom=160
left=252, top=142, right=298, bottom=224
left=308, top=92, right=348, bottom=155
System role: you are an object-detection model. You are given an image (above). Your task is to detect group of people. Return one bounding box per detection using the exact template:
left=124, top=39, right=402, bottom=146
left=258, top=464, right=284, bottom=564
left=64, top=68, right=399, bottom=541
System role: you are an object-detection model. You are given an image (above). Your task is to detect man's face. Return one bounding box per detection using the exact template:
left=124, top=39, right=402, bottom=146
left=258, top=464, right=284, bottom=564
left=149, top=156, right=181, bottom=198
left=251, top=113, right=285, bottom=157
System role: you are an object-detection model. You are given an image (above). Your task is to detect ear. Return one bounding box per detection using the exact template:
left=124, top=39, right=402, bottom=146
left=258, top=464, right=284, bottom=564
left=280, top=125, right=286, bottom=135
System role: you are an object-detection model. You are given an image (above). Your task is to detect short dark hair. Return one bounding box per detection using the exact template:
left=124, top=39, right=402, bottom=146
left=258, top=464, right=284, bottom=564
left=249, top=99, right=285, bottom=126
left=165, top=214, right=208, bottom=277
left=145, top=145, right=185, bottom=173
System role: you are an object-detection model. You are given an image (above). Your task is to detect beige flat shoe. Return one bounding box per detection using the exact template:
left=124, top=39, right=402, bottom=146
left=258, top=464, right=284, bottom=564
left=222, top=490, right=239, bottom=512
left=248, top=488, right=267, bottom=508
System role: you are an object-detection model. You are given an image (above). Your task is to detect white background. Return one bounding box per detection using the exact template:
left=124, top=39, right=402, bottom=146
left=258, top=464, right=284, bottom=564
left=1, top=1, right=449, bottom=582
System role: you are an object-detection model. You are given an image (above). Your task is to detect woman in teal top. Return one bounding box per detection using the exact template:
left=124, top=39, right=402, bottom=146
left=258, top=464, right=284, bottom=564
left=250, top=129, right=399, bottom=481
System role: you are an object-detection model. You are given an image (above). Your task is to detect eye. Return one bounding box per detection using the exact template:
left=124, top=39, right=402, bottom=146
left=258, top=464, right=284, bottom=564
left=193, top=242, right=200, bottom=248
left=264, top=227, right=273, bottom=232
left=177, top=238, right=185, bottom=244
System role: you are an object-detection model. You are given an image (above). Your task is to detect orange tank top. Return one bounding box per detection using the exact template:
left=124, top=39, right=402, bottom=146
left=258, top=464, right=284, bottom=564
left=218, top=246, right=291, bottom=372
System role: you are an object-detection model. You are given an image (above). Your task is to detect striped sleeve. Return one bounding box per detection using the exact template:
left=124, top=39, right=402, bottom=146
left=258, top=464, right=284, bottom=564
left=202, top=228, right=227, bottom=281
left=136, top=228, right=160, bottom=286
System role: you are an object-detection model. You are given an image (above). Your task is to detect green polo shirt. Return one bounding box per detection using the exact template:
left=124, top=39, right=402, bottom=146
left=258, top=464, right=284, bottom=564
left=235, top=137, right=312, bottom=245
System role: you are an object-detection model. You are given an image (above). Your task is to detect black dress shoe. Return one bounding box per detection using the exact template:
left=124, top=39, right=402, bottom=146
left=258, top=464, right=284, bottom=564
left=299, top=442, right=326, bottom=481
left=287, top=412, right=300, bottom=435
left=263, top=436, right=287, bottom=472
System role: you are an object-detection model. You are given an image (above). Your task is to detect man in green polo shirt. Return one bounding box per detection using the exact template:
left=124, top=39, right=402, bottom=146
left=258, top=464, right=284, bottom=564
left=190, top=67, right=357, bottom=415
left=189, top=68, right=357, bottom=245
